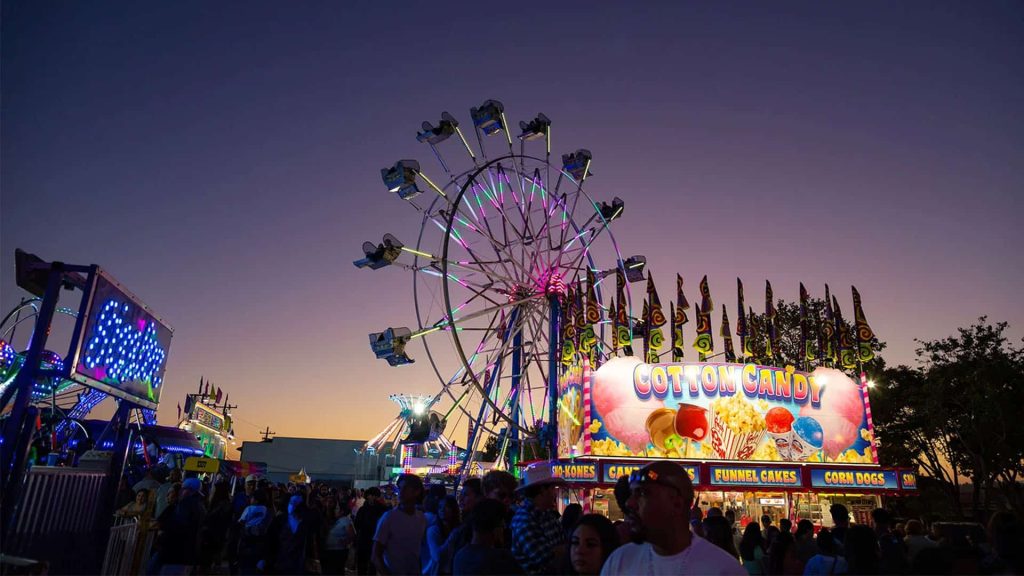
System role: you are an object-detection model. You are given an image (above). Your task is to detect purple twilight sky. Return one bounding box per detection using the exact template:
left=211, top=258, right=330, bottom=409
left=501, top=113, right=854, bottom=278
left=3, top=1, right=1022, bottom=452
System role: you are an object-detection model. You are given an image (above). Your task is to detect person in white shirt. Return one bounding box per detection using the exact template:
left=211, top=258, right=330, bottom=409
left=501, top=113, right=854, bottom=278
left=373, top=474, right=428, bottom=576
left=601, top=462, right=745, bottom=576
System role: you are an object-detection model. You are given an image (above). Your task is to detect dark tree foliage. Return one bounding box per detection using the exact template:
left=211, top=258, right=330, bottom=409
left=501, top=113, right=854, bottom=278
left=873, top=318, right=1024, bottom=518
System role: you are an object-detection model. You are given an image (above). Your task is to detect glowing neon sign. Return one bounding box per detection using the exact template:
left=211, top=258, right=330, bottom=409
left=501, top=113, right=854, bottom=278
left=72, top=269, right=173, bottom=409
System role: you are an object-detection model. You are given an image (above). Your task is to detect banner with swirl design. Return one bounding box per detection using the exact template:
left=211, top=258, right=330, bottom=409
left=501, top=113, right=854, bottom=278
left=721, top=305, right=737, bottom=362
left=692, top=301, right=714, bottom=359
left=851, top=286, right=875, bottom=363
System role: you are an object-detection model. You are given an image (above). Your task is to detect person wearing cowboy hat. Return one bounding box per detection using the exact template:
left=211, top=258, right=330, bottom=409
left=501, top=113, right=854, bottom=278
left=510, top=464, right=568, bottom=574
left=600, top=462, right=744, bottom=575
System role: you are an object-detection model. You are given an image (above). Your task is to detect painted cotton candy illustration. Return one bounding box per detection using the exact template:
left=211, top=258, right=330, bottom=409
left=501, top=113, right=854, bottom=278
left=592, top=356, right=663, bottom=451
left=801, top=367, right=864, bottom=460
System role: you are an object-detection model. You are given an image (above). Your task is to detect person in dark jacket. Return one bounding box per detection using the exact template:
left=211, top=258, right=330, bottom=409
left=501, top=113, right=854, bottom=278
left=354, top=487, right=389, bottom=574
left=267, top=494, right=319, bottom=575
left=200, top=482, right=233, bottom=571
left=160, top=477, right=207, bottom=572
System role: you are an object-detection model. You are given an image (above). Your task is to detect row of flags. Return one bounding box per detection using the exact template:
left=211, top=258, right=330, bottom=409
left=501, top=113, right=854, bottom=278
left=177, top=377, right=228, bottom=420
left=559, top=271, right=876, bottom=370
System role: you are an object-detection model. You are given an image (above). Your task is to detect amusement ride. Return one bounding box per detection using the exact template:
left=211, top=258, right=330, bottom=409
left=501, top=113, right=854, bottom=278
left=356, top=100, right=643, bottom=481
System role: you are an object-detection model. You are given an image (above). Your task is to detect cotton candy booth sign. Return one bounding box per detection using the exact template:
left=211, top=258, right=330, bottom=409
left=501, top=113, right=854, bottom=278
left=586, top=357, right=875, bottom=463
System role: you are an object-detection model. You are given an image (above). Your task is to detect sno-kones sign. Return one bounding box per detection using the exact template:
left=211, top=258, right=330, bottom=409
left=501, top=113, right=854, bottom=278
left=586, top=357, right=876, bottom=464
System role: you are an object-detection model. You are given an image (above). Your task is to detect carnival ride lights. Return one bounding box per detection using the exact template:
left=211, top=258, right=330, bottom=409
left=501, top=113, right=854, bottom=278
left=355, top=99, right=635, bottom=482
left=82, top=299, right=168, bottom=392
left=0, top=302, right=90, bottom=403
left=354, top=234, right=405, bottom=270
left=360, top=394, right=454, bottom=463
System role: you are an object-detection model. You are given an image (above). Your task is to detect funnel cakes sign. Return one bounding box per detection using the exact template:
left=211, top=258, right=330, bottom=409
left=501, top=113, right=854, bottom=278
left=586, top=357, right=875, bottom=464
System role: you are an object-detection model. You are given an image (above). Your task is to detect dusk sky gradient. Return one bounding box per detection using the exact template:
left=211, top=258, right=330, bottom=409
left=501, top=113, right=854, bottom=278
left=3, top=1, right=1022, bottom=455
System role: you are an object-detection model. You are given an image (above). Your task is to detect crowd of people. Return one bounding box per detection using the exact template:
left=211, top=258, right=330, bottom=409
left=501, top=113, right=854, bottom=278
left=115, top=461, right=1023, bottom=575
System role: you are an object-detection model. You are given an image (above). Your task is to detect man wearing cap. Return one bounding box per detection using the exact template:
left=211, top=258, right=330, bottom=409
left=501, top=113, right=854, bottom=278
left=510, top=464, right=567, bottom=574
left=600, top=462, right=744, bottom=575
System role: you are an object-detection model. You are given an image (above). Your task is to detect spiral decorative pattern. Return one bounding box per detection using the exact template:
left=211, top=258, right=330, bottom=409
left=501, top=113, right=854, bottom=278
left=693, top=332, right=713, bottom=354
left=617, top=326, right=632, bottom=352
left=840, top=348, right=857, bottom=369
left=649, top=328, right=664, bottom=350
left=700, top=275, right=713, bottom=310
left=650, top=305, right=667, bottom=329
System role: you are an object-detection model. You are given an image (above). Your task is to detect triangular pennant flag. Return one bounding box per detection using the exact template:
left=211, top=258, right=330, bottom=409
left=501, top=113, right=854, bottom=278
left=737, top=279, right=752, bottom=359
left=721, top=305, right=736, bottom=362
left=646, top=273, right=666, bottom=328
left=765, top=281, right=778, bottom=361
left=851, top=286, right=875, bottom=363
left=693, top=301, right=714, bottom=360
left=833, top=296, right=857, bottom=369
left=615, top=270, right=632, bottom=357
left=799, top=283, right=815, bottom=366
left=822, top=285, right=837, bottom=365
left=699, top=275, right=713, bottom=312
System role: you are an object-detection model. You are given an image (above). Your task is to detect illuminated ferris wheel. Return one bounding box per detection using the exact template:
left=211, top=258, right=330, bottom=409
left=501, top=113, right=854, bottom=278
left=356, top=100, right=643, bottom=476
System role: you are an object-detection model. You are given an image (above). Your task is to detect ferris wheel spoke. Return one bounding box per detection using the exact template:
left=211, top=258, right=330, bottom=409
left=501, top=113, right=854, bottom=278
left=555, top=181, right=588, bottom=263
left=558, top=217, right=612, bottom=278
left=431, top=215, right=522, bottom=288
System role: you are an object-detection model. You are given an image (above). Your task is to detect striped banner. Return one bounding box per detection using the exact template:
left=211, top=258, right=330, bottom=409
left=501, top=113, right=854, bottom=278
left=582, top=357, right=593, bottom=456
left=859, top=371, right=879, bottom=464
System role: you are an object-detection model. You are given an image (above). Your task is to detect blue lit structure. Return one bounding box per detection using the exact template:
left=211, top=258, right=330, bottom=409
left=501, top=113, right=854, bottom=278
left=1, top=250, right=175, bottom=550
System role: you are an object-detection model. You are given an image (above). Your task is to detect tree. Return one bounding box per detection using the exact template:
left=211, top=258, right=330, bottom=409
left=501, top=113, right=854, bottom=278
left=913, top=318, right=1024, bottom=518
left=871, top=364, right=969, bottom=516
left=870, top=318, right=1024, bottom=519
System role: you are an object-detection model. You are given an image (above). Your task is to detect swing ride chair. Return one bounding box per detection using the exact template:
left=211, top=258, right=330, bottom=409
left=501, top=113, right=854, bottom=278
left=354, top=99, right=645, bottom=483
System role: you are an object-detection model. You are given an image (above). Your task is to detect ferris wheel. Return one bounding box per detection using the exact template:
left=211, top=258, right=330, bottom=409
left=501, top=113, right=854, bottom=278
left=357, top=100, right=644, bottom=475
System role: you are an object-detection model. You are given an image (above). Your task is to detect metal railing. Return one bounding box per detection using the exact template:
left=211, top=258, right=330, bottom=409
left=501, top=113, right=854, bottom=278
left=4, top=466, right=108, bottom=573
left=101, top=516, right=156, bottom=575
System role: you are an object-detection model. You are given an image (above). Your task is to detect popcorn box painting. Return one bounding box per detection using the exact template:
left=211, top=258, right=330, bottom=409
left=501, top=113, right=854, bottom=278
left=586, top=358, right=875, bottom=464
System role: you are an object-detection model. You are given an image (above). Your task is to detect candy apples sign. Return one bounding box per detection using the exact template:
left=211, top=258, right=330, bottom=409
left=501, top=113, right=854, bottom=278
left=587, top=357, right=875, bottom=464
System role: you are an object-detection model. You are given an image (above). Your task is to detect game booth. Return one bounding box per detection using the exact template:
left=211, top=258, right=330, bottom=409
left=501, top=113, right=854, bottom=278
left=541, top=357, right=918, bottom=529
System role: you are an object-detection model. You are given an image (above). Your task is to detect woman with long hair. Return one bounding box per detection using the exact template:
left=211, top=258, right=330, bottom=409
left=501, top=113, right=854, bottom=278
left=569, top=514, right=620, bottom=575
left=425, top=495, right=461, bottom=575
left=705, top=516, right=740, bottom=559
left=740, top=522, right=766, bottom=575
left=324, top=504, right=356, bottom=575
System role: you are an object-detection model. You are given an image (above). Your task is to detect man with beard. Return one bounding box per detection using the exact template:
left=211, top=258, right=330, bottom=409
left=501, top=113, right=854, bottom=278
left=612, top=475, right=643, bottom=546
